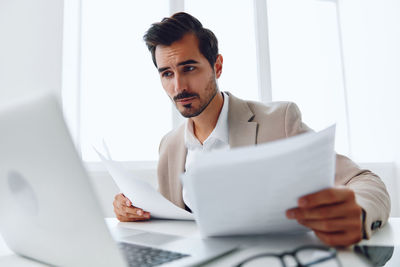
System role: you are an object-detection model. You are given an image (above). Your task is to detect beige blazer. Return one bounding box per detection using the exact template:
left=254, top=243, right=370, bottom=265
left=157, top=92, right=390, bottom=238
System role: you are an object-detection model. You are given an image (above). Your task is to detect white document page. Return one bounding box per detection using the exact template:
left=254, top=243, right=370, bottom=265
left=95, top=149, right=194, bottom=221
left=181, top=126, right=336, bottom=237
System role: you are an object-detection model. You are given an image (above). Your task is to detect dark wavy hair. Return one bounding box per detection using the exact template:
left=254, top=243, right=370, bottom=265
left=143, top=12, right=219, bottom=68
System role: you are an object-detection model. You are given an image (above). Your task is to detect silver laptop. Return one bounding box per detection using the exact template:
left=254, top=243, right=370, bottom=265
left=0, top=93, right=235, bottom=267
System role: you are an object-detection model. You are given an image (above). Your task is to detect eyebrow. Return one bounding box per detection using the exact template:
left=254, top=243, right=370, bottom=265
left=158, top=59, right=199, bottom=73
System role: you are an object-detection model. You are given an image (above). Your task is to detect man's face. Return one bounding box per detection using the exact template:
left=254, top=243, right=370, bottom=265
left=155, top=33, right=221, bottom=118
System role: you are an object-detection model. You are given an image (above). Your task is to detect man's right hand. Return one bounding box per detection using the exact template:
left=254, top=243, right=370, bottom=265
left=113, top=193, right=151, bottom=222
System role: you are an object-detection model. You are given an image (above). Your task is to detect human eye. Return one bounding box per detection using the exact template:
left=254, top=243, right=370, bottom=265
left=162, top=71, right=173, bottom=78
left=183, top=66, right=195, bottom=72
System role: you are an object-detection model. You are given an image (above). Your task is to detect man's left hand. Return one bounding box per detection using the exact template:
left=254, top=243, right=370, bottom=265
left=286, top=187, right=363, bottom=247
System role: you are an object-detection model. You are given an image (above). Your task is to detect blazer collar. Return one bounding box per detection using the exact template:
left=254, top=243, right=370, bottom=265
left=226, top=92, right=258, bottom=148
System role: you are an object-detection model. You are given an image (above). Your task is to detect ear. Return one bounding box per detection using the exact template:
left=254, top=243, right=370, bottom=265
left=214, top=54, right=223, bottom=78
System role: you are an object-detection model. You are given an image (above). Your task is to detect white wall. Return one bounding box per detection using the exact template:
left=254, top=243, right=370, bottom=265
left=340, top=0, right=400, bottom=216
left=339, top=0, right=400, bottom=163
left=0, top=0, right=64, bottom=104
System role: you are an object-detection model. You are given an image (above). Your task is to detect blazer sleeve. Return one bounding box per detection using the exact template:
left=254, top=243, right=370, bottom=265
left=284, top=102, right=391, bottom=239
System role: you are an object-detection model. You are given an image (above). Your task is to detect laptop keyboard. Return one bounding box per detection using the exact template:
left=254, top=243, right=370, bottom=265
left=118, top=242, right=190, bottom=267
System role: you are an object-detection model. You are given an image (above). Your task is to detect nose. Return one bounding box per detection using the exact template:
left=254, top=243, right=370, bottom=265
left=173, top=73, right=187, bottom=94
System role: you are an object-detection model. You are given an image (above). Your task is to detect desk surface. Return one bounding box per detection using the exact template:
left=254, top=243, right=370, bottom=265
left=1, top=218, right=400, bottom=266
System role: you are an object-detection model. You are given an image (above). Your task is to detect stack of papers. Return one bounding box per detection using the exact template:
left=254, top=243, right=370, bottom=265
left=97, top=125, right=336, bottom=237
left=181, top=126, right=336, bottom=237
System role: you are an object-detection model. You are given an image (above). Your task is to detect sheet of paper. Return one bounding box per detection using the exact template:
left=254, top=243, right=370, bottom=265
left=94, top=148, right=194, bottom=221
left=181, top=125, right=336, bottom=237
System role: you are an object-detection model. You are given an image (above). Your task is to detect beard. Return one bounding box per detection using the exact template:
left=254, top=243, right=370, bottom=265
left=173, top=76, right=219, bottom=118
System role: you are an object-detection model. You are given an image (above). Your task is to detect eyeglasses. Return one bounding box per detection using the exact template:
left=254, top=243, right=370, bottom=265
left=234, top=245, right=342, bottom=267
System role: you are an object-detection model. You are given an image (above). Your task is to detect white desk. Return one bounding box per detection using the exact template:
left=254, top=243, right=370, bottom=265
left=1, top=218, right=399, bottom=266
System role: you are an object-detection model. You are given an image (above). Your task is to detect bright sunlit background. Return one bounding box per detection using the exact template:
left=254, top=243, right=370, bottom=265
left=67, top=0, right=400, bottom=216
left=1, top=0, right=399, bottom=216
left=78, top=0, right=260, bottom=161
left=79, top=0, right=171, bottom=161
left=66, top=0, right=400, bottom=164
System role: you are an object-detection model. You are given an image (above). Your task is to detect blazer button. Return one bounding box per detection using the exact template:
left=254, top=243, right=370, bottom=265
left=371, top=221, right=382, bottom=230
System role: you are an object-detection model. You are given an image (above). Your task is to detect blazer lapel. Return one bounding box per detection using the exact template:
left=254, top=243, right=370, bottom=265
left=227, top=92, right=258, bottom=148
left=167, top=125, right=187, bottom=209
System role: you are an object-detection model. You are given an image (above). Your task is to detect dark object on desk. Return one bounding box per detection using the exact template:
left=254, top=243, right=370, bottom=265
left=118, top=242, right=189, bottom=267
left=354, top=245, right=394, bottom=267
left=233, top=245, right=342, bottom=267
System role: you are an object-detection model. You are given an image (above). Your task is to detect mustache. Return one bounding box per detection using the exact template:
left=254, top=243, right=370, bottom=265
left=173, top=91, right=199, bottom=101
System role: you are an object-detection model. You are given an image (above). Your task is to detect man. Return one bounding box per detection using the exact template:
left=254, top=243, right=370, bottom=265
left=113, top=12, right=390, bottom=246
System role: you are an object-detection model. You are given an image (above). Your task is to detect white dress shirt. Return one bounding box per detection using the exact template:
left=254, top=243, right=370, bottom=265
left=182, top=92, right=230, bottom=210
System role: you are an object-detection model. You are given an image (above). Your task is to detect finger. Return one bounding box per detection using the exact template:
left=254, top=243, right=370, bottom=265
left=116, top=213, right=149, bottom=222
left=120, top=193, right=132, bottom=206
left=314, top=229, right=362, bottom=247
left=287, top=203, right=362, bottom=220
left=125, top=206, right=144, bottom=216
left=115, top=193, right=126, bottom=206
left=115, top=193, right=125, bottom=201
left=113, top=195, right=123, bottom=209
left=298, top=188, right=355, bottom=208
left=125, top=197, right=132, bottom=207
left=297, top=217, right=362, bottom=233
left=126, top=212, right=151, bottom=220
left=116, top=215, right=133, bottom=222
left=124, top=206, right=151, bottom=218
left=115, top=193, right=132, bottom=207
left=115, top=207, right=151, bottom=221
left=114, top=207, right=133, bottom=222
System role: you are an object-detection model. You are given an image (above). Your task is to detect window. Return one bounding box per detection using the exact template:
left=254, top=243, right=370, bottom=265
left=80, top=0, right=170, bottom=161
left=185, top=0, right=259, bottom=102
left=77, top=0, right=260, bottom=162
left=64, top=0, right=400, bottom=164
left=267, top=0, right=350, bottom=156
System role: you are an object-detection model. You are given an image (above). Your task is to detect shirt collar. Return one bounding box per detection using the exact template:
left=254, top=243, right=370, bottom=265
left=184, top=91, right=230, bottom=149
